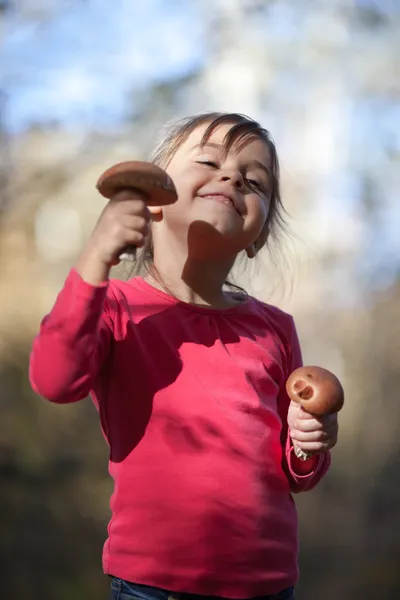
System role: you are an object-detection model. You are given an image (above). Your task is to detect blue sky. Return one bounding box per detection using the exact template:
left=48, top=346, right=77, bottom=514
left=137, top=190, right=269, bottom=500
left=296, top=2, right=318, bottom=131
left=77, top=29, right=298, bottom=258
left=2, top=0, right=398, bottom=136
left=2, top=0, right=204, bottom=131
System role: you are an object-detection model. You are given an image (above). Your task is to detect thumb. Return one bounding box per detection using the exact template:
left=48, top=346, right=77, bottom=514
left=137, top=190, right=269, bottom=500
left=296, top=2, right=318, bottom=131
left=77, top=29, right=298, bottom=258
left=297, top=406, right=313, bottom=419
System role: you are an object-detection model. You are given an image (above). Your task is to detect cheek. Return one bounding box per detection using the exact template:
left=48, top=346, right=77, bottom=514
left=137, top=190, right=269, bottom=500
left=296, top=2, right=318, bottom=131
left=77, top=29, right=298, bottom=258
left=167, top=164, right=199, bottom=196
left=243, top=196, right=270, bottom=244
left=247, top=196, right=270, bottom=228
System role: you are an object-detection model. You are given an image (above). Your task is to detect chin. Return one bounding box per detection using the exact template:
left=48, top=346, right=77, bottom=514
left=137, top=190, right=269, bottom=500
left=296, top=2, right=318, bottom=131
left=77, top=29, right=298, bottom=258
left=192, top=212, right=242, bottom=233
left=187, top=219, right=245, bottom=258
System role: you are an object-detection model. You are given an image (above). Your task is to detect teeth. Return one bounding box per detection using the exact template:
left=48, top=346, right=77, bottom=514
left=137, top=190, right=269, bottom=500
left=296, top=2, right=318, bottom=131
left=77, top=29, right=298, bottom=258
left=202, top=195, right=241, bottom=216
left=205, top=195, right=231, bottom=202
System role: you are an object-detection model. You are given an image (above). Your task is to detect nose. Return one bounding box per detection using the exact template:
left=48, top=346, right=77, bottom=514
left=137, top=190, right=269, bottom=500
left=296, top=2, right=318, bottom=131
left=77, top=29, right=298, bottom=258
left=219, top=169, right=244, bottom=189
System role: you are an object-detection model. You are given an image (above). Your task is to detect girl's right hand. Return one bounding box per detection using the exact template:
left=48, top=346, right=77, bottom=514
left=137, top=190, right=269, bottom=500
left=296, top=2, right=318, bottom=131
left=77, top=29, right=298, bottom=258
left=88, top=190, right=150, bottom=265
left=76, top=190, right=150, bottom=285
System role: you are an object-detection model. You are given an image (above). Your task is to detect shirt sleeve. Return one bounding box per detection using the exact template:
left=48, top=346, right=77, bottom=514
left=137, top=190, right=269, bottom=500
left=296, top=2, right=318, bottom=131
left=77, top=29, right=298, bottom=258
left=29, top=268, right=113, bottom=404
left=277, top=316, right=331, bottom=493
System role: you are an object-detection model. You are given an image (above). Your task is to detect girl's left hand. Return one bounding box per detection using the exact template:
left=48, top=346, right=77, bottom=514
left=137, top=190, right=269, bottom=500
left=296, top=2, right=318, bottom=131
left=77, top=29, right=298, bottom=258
left=287, top=399, right=338, bottom=455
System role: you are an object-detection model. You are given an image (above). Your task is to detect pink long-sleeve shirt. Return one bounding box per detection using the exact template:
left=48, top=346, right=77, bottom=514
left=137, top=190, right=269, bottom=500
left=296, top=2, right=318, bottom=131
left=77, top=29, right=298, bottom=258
left=29, top=269, right=330, bottom=598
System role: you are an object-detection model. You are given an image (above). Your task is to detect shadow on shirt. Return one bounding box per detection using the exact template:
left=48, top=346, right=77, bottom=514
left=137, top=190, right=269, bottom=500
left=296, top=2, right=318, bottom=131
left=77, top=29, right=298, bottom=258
left=93, top=294, right=287, bottom=467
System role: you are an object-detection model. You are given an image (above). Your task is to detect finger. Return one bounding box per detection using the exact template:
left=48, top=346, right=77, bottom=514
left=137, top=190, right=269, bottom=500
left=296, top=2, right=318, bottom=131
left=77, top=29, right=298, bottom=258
left=294, top=423, right=338, bottom=442
left=121, top=215, right=151, bottom=233
left=294, top=440, right=332, bottom=453
left=298, top=408, right=337, bottom=423
left=296, top=408, right=316, bottom=419
left=121, top=227, right=148, bottom=248
left=297, top=408, right=335, bottom=421
left=110, top=190, right=149, bottom=203
left=105, top=218, right=150, bottom=248
left=107, top=198, right=149, bottom=220
left=116, top=199, right=150, bottom=217
left=296, top=411, right=337, bottom=426
left=294, top=417, right=325, bottom=432
left=290, top=428, right=328, bottom=442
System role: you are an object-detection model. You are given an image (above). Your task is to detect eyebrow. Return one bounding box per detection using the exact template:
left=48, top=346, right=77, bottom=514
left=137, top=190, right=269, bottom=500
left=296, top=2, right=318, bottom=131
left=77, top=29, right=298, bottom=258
left=247, top=160, right=270, bottom=178
left=191, top=142, right=270, bottom=177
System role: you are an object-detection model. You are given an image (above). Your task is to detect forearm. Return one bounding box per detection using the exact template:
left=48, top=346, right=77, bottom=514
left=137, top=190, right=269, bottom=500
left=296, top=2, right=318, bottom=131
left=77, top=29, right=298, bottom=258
left=29, top=268, right=111, bottom=403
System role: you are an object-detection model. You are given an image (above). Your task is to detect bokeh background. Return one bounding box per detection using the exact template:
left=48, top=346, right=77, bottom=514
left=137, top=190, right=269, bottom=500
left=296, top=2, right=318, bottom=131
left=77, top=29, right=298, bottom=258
left=1, top=1, right=399, bottom=598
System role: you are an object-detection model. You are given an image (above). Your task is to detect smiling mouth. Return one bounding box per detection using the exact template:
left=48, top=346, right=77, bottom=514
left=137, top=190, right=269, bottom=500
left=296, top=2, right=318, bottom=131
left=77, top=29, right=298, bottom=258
left=201, top=194, right=242, bottom=216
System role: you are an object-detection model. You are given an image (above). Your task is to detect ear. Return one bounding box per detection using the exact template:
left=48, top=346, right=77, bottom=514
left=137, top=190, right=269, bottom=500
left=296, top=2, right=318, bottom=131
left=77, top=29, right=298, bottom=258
left=245, top=244, right=256, bottom=259
left=148, top=205, right=163, bottom=222
left=254, top=223, right=270, bottom=252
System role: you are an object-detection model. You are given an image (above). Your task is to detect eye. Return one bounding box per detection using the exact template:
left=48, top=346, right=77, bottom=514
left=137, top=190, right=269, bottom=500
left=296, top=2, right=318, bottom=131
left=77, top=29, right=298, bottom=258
left=197, top=160, right=218, bottom=168
left=246, top=178, right=262, bottom=189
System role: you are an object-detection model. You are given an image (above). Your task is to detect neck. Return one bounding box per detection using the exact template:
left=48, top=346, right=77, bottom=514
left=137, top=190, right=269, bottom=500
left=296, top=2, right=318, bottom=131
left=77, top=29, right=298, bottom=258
left=149, top=235, right=239, bottom=308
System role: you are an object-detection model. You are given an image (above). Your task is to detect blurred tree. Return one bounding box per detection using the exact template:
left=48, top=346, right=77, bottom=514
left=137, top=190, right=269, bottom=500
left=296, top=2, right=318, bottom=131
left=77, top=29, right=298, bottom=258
left=0, top=91, right=12, bottom=213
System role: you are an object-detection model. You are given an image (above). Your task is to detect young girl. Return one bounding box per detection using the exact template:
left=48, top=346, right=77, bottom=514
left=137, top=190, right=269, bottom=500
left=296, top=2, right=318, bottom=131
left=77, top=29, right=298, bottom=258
left=29, top=112, right=338, bottom=600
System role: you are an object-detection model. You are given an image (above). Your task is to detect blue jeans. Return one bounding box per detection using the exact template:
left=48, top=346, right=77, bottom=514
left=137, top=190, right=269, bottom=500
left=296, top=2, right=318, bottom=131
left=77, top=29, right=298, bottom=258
left=109, top=578, right=295, bottom=600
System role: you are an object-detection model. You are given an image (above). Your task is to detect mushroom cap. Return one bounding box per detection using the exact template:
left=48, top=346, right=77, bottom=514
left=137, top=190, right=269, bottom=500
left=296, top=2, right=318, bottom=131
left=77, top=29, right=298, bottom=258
left=286, top=366, right=344, bottom=416
left=97, top=161, right=177, bottom=206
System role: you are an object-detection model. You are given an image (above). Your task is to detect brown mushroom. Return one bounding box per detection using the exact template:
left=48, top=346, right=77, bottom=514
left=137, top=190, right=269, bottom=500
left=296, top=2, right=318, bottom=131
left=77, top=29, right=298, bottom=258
left=286, top=366, right=344, bottom=416
left=286, top=366, right=344, bottom=460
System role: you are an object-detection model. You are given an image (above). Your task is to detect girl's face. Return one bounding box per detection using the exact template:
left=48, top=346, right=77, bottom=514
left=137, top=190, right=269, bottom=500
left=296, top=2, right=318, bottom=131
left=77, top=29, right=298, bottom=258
left=156, top=123, right=271, bottom=259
